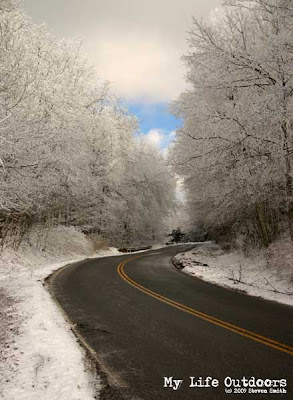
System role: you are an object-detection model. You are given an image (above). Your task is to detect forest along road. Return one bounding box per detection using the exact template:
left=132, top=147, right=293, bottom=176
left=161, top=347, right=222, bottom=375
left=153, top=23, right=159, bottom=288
left=50, top=244, right=293, bottom=400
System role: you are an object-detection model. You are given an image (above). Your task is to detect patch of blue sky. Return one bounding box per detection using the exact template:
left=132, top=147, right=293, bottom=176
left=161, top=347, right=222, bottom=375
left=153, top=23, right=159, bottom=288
left=123, top=101, right=182, bottom=149
left=125, top=102, right=182, bottom=133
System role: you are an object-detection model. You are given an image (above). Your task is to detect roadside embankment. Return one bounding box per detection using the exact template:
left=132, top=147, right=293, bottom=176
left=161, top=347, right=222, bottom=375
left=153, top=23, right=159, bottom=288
left=173, top=238, right=293, bottom=307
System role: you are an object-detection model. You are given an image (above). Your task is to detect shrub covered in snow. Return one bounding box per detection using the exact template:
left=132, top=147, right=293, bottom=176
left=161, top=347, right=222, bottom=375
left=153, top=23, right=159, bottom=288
left=25, top=225, right=94, bottom=257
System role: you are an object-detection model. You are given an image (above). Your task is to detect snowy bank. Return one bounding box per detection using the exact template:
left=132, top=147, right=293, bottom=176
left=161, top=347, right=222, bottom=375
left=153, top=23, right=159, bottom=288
left=174, top=239, right=293, bottom=307
left=0, top=225, right=122, bottom=400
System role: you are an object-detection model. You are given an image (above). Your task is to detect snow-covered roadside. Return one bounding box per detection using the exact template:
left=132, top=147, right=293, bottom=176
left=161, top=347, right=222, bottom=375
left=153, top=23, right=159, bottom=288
left=0, top=226, right=125, bottom=400
left=174, top=239, right=293, bottom=307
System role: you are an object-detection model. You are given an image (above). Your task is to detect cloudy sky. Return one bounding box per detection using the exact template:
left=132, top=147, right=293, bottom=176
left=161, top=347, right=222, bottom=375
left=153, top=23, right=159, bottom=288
left=23, top=0, right=222, bottom=148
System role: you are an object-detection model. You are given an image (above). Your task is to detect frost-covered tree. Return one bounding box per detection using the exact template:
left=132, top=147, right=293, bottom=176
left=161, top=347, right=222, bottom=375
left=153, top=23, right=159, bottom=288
left=171, top=0, right=293, bottom=246
left=0, top=3, right=176, bottom=248
left=0, top=8, right=109, bottom=225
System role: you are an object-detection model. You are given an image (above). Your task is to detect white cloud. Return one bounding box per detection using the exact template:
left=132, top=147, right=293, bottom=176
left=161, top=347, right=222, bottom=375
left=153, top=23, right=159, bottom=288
left=145, top=129, right=164, bottom=146
left=86, top=34, right=186, bottom=103
left=144, top=129, right=176, bottom=149
left=24, top=0, right=223, bottom=103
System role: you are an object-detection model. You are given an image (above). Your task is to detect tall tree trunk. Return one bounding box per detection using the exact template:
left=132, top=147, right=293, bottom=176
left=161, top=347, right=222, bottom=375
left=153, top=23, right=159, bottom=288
left=281, top=119, right=293, bottom=240
left=285, top=173, right=293, bottom=240
left=255, top=203, right=270, bottom=247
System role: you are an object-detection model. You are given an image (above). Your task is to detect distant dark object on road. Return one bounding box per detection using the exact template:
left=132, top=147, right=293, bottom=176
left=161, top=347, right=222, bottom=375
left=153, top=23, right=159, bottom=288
left=168, top=228, right=185, bottom=244
left=167, top=227, right=207, bottom=245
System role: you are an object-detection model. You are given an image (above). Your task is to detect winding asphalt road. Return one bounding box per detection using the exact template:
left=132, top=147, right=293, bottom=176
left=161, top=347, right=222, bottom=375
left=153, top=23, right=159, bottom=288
left=50, top=244, right=293, bottom=400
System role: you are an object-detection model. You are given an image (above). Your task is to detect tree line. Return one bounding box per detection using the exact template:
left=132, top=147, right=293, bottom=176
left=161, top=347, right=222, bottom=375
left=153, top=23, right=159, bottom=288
left=0, top=0, right=176, bottom=249
left=170, top=0, right=293, bottom=248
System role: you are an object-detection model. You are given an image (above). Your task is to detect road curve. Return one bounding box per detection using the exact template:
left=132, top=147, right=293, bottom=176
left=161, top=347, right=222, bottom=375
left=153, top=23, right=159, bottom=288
left=50, top=244, right=293, bottom=400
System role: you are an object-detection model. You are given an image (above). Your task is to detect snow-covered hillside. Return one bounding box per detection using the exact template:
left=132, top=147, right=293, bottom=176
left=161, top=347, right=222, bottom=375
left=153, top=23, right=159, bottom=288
left=174, top=240, right=293, bottom=307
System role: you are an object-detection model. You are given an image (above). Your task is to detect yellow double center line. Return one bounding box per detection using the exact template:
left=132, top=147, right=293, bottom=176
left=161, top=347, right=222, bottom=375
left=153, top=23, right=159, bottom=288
left=118, top=255, right=293, bottom=357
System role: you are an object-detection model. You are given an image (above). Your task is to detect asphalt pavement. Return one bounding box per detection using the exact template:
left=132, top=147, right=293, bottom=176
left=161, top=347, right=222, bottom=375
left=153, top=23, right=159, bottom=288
left=49, top=244, right=293, bottom=400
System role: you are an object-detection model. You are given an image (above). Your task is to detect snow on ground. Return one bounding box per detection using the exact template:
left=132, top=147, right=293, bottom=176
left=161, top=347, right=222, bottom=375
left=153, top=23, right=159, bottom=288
left=174, top=238, right=293, bottom=307
left=0, top=226, right=125, bottom=400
